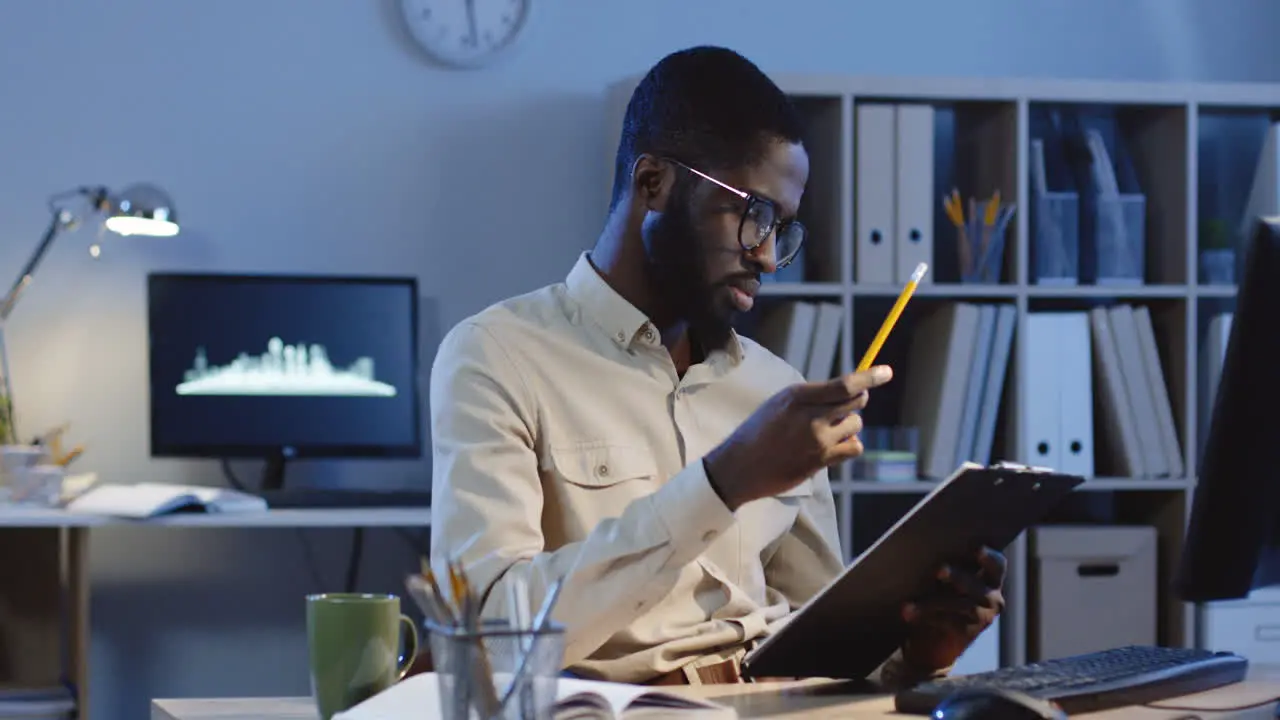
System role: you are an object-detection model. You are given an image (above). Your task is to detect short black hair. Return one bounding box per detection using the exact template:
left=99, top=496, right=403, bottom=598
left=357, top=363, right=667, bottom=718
left=609, top=46, right=805, bottom=210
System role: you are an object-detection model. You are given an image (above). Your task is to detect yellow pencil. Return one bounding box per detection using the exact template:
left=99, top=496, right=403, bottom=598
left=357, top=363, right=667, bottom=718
left=857, top=262, right=929, bottom=371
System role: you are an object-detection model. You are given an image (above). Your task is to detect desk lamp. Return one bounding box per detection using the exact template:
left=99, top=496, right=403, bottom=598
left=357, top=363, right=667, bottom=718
left=0, top=183, right=180, bottom=441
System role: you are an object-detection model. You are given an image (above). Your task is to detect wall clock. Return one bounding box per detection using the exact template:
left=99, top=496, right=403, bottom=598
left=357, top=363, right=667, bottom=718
left=398, top=0, right=531, bottom=69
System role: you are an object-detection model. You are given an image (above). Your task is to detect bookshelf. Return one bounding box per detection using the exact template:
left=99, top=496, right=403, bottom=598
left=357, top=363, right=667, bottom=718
left=604, top=74, right=1280, bottom=668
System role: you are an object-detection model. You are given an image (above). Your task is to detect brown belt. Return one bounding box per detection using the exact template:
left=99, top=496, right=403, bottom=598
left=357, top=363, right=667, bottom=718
left=646, top=658, right=742, bottom=686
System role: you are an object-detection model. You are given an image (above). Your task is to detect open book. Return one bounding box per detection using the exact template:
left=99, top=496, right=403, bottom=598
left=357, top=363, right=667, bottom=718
left=64, top=482, right=267, bottom=518
left=333, top=671, right=736, bottom=720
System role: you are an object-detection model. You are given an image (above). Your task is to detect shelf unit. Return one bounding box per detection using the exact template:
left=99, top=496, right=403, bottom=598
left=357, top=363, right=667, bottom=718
left=604, top=74, right=1280, bottom=668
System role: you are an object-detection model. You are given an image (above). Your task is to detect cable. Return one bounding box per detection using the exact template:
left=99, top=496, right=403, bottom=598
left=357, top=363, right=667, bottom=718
left=345, top=528, right=364, bottom=592
left=218, top=458, right=329, bottom=592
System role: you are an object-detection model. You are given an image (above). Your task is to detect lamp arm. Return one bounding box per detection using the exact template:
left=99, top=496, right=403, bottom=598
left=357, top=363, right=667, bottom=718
left=0, top=209, right=72, bottom=322
left=0, top=186, right=107, bottom=323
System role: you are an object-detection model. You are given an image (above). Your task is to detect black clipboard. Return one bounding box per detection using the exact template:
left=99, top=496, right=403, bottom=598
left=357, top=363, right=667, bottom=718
left=740, top=462, right=1085, bottom=680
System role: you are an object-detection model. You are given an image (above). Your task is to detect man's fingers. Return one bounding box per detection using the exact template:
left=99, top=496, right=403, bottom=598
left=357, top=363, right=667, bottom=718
left=938, top=565, right=998, bottom=606
left=977, top=547, right=1008, bottom=588
left=822, top=433, right=864, bottom=464
left=827, top=408, right=864, bottom=438
left=800, top=366, right=893, bottom=404
left=902, top=598, right=980, bottom=626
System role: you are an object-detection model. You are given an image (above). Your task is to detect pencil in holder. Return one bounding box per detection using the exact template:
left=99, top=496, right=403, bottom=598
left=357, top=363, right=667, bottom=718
left=955, top=198, right=1015, bottom=284
left=426, top=618, right=567, bottom=720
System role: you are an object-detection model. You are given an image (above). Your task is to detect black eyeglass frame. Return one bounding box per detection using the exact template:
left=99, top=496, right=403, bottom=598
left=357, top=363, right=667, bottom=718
left=664, top=158, right=807, bottom=270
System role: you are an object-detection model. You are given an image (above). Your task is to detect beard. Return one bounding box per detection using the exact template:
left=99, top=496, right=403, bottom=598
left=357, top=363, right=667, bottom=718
left=644, top=192, right=736, bottom=353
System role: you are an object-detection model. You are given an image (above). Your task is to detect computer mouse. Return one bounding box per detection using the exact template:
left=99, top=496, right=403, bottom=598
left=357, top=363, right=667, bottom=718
left=931, top=688, right=1067, bottom=720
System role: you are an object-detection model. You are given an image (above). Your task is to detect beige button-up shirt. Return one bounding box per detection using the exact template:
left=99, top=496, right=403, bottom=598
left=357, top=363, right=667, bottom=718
left=430, top=252, right=879, bottom=683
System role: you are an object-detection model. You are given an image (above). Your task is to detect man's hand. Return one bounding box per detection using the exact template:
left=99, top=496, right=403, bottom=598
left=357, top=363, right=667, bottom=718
left=703, top=366, right=893, bottom=511
left=900, top=546, right=1007, bottom=674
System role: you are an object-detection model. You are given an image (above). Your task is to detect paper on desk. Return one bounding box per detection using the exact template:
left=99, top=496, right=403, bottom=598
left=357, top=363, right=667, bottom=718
left=333, top=671, right=736, bottom=719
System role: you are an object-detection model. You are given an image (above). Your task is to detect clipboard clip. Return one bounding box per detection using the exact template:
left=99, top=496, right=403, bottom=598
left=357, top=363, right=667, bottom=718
left=990, top=461, right=1056, bottom=474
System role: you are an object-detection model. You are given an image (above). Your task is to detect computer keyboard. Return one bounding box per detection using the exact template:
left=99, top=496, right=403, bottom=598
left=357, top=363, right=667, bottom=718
left=258, top=488, right=431, bottom=509
left=894, top=645, right=1249, bottom=715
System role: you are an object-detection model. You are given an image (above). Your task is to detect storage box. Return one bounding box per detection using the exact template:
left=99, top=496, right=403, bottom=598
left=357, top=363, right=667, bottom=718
left=1028, top=525, right=1158, bottom=661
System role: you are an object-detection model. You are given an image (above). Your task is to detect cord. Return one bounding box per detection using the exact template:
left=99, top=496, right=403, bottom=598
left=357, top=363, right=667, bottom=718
left=218, top=458, right=361, bottom=592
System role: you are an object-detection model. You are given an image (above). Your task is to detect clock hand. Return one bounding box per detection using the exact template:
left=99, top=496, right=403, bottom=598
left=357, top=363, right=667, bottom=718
left=464, top=0, right=478, bottom=46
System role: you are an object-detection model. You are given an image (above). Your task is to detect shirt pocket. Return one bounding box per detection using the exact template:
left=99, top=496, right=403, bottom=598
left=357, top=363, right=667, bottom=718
left=548, top=442, right=659, bottom=489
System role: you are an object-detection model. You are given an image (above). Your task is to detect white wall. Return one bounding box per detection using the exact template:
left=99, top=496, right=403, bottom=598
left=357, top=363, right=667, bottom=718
left=1, top=0, right=1278, bottom=716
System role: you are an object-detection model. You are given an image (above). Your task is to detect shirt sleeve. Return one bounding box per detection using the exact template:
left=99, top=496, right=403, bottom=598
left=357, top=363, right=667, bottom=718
left=428, top=321, right=736, bottom=667
left=761, top=465, right=846, bottom=608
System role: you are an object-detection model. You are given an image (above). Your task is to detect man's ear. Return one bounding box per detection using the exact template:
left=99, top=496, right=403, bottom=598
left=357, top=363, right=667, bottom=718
left=631, top=154, right=671, bottom=212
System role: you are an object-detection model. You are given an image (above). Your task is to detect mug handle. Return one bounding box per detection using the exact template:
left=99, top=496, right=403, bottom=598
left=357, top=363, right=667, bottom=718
left=396, top=614, right=420, bottom=680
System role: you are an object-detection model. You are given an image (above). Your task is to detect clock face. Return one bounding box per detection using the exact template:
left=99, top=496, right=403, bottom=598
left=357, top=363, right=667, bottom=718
left=399, top=0, right=530, bottom=69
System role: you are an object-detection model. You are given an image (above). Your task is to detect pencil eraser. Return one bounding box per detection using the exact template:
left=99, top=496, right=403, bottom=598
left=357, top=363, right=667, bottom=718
left=911, top=263, right=929, bottom=282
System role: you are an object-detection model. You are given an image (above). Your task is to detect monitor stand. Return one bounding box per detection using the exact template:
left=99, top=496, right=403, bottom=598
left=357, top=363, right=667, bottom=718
left=250, top=453, right=431, bottom=509
left=261, top=452, right=289, bottom=492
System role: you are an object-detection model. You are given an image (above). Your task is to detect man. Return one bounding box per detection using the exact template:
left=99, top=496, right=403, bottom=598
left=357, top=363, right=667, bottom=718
left=429, top=45, right=1004, bottom=687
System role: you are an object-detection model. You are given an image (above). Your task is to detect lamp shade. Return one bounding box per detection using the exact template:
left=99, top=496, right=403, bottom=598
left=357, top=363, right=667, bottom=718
left=102, top=183, right=179, bottom=237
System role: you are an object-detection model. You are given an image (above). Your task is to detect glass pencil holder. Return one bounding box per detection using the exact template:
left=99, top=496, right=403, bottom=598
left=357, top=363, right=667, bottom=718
left=425, top=618, right=567, bottom=720
left=959, top=225, right=1007, bottom=284
left=1089, top=193, right=1146, bottom=285
left=1031, top=192, right=1080, bottom=285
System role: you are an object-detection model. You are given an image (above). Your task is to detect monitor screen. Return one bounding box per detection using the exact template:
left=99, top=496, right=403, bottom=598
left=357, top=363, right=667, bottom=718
left=147, top=273, right=421, bottom=460
left=1177, top=215, right=1280, bottom=601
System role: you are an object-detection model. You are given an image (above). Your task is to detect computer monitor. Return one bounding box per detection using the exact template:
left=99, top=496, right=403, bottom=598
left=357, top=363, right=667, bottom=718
left=1177, top=215, right=1280, bottom=602
left=147, top=273, right=422, bottom=490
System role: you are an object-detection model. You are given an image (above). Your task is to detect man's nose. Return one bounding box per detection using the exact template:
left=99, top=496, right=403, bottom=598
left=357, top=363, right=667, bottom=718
left=748, top=232, right=779, bottom=274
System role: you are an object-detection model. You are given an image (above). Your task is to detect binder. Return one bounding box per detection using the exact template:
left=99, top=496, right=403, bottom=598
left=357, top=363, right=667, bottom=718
left=1089, top=307, right=1145, bottom=477
left=803, top=302, right=843, bottom=382
left=855, top=104, right=896, bottom=284
left=901, top=303, right=981, bottom=479
left=894, top=104, right=935, bottom=285
left=1107, top=305, right=1170, bottom=477
left=955, top=305, right=997, bottom=467
left=1054, top=312, right=1095, bottom=478
left=752, top=302, right=818, bottom=374
left=1020, top=313, right=1063, bottom=469
left=972, top=305, right=1017, bottom=466
left=1133, top=307, right=1184, bottom=477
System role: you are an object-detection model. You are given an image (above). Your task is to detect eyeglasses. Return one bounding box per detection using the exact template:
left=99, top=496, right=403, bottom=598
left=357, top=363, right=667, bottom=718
left=665, top=159, right=806, bottom=270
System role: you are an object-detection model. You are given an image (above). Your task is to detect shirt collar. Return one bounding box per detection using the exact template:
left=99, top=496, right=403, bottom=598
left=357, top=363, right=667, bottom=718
left=564, top=252, right=745, bottom=365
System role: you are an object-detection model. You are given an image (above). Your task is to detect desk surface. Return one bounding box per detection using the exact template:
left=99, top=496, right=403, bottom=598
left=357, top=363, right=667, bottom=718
left=0, top=506, right=430, bottom=528
left=150, top=677, right=1280, bottom=720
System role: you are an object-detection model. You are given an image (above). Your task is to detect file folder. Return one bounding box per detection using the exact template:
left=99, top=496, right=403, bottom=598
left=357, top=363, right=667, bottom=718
left=894, top=104, right=935, bottom=285
left=1020, top=313, right=1063, bottom=469
left=856, top=104, right=896, bottom=284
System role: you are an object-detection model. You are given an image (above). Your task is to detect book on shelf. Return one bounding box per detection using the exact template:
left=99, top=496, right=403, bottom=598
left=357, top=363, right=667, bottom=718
left=1199, top=312, right=1234, bottom=443
left=1088, top=304, right=1183, bottom=478
left=332, top=671, right=737, bottom=720
left=752, top=300, right=843, bottom=381
left=900, top=302, right=1016, bottom=479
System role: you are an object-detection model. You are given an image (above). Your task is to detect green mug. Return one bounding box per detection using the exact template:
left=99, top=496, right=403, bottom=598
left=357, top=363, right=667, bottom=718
left=307, top=592, right=419, bottom=720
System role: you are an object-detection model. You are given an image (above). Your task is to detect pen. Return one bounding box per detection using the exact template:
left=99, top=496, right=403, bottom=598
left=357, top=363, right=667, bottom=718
left=857, top=262, right=929, bottom=371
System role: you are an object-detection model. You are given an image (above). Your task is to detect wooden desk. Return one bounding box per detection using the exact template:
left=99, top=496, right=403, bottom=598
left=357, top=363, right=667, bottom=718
left=0, top=506, right=429, bottom=720
left=150, top=677, right=1280, bottom=720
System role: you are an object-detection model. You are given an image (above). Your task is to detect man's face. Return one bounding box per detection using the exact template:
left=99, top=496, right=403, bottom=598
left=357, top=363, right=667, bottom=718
left=642, top=140, right=809, bottom=351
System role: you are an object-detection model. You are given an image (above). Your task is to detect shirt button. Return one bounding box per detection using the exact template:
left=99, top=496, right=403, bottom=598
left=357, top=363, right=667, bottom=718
left=597, top=464, right=609, bottom=477
left=616, top=331, right=626, bottom=342
left=643, top=327, right=655, bottom=342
